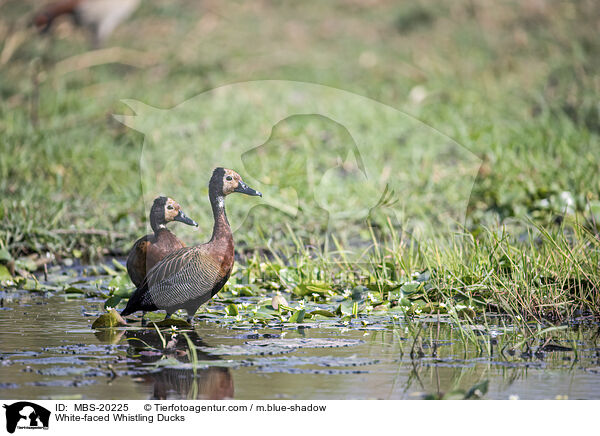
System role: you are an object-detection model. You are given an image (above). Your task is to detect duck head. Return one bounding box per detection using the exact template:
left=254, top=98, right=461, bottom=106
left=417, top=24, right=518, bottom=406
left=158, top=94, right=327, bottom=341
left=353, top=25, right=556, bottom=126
left=210, top=168, right=262, bottom=198
left=150, top=196, right=198, bottom=231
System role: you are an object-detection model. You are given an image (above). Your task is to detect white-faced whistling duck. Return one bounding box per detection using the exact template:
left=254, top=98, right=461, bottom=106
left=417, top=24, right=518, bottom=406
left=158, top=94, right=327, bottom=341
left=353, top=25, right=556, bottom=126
left=126, top=196, right=198, bottom=289
left=121, top=168, right=262, bottom=324
left=32, top=0, right=140, bottom=48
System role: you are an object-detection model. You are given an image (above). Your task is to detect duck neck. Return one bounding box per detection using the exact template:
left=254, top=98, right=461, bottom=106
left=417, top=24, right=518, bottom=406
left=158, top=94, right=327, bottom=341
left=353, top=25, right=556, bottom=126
left=150, top=213, right=166, bottom=234
left=210, top=195, right=232, bottom=243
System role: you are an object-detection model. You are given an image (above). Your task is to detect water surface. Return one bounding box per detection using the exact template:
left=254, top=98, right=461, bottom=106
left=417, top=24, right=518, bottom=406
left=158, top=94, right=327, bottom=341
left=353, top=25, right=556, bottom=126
left=1, top=284, right=599, bottom=400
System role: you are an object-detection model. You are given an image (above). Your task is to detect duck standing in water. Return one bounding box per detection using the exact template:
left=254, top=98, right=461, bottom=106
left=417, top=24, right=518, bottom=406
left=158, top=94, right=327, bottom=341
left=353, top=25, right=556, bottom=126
left=126, top=196, right=198, bottom=288
left=121, top=168, right=262, bottom=324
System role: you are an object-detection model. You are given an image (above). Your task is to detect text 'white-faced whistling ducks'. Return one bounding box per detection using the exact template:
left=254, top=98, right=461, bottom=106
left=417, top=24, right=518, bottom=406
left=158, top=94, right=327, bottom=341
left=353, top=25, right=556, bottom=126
left=32, top=0, right=140, bottom=48
left=121, top=168, right=262, bottom=324
left=126, top=196, right=198, bottom=289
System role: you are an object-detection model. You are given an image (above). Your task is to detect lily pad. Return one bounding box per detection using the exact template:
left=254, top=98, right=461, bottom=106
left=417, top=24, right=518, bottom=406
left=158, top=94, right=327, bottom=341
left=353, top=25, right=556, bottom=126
left=153, top=357, right=240, bottom=369
left=104, top=296, right=122, bottom=310
left=248, top=338, right=364, bottom=349
left=309, top=309, right=336, bottom=318
left=292, top=283, right=331, bottom=297
left=225, top=304, right=239, bottom=316
left=288, top=309, right=305, bottom=323
left=336, top=300, right=355, bottom=316
left=151, top=318, right=192, bottom=329
left=200, top=344, right=294, bottom=356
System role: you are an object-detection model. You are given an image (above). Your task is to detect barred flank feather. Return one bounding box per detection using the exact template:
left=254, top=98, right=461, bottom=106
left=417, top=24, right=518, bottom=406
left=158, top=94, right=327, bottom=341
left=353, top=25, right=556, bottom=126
left=122, top=246, right=223, bottom=317
left=147, top=247, right=220, bottom=311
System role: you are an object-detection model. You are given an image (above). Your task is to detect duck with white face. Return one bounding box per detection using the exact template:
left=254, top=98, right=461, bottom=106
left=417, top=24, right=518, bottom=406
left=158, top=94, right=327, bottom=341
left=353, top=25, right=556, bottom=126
left=159, top=197, right=197, bottom=230
left=126, top=196, right=198, bottom=289
left=221, top=169, right=262, bottom=196
left=121, top=167, right=262, bottom=325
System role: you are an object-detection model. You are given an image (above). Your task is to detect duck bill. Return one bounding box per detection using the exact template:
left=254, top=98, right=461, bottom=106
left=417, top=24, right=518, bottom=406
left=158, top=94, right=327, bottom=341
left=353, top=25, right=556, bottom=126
left=174, top=210, right=198, bottom=227
left=235, top=181, right=262, bottom=197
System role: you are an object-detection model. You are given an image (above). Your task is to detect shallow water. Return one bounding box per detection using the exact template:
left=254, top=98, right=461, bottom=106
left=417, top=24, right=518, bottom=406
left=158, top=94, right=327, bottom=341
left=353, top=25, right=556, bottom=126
left=1, top=285, right=599, bottom=400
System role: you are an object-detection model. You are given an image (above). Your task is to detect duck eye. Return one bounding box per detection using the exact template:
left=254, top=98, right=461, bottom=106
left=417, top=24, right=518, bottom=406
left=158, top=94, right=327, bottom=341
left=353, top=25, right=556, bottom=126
left=167, top=205, right=174, bottom=210
left=226, top=176, right=233, bottom=181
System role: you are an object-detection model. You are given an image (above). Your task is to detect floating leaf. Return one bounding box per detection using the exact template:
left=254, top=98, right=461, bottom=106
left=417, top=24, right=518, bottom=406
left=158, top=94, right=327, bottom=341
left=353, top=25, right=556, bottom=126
left=292, top=283, right=330, bottom=297
left=250, top=312, right=273, bottom=321
left=64, top=286, right=86, bottom=294
left=256, top=305, right=278, bottom=316
left=336, top=300, right=355, bottom=316
left=92, top=309, right=127, bottom=329
left=104, top=296, right=122, bottom=310
left=237, top=287, right=255, bottom=297
left=151, top=318, right=192, bottom=329
left=225, top=304, right=239, bottom=316
left=108, top=275, right=132, bottom=296
left=248, top=338, right=363, bottom=349
left=288, top=309, right=305, bottom=323
left=309, top=309, right=336, bottom=318
left=22, top=278, right=41, bottom=291
left=0, top=264, right=12, bottom=281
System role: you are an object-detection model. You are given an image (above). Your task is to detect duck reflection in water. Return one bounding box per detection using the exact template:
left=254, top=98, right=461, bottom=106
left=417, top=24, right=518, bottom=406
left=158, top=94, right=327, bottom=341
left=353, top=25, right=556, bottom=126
left=124, top=329, right=233, bottom=400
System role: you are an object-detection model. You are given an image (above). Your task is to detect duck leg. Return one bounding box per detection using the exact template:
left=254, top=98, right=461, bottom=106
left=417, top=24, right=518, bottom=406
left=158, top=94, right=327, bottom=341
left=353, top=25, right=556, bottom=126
left=186, top=304, right=201, bottom=325
left=186, top=311, right=195, bottom=325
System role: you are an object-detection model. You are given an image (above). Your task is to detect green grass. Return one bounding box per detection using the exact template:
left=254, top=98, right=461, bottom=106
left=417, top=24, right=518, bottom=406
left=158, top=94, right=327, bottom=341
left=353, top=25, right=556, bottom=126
left=0, top=0, right=599, bottom=318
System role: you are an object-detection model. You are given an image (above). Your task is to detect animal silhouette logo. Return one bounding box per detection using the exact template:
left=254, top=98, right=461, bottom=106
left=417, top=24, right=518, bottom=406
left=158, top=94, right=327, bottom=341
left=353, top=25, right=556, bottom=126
left=2, top=402, right=50, bottom=434
left=115, top=80, right=480, bottom=264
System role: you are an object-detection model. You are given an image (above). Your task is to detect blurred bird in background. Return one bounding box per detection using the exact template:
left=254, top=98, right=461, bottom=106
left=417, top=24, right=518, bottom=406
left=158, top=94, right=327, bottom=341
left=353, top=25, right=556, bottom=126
left=33, top=0, right=140, bottom=48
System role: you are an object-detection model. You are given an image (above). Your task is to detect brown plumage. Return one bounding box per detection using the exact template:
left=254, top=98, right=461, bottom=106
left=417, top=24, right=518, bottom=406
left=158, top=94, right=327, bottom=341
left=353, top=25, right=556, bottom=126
left=121, top=168, right=262, bottom=324
left=126, top=196, right=198, bottom=288
left=32, top=0, right=140, bottom=47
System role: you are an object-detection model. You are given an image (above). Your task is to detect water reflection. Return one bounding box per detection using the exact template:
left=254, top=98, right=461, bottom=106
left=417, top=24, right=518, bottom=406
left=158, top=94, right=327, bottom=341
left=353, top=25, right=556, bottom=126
left=97, top=329, right=234, bottom=400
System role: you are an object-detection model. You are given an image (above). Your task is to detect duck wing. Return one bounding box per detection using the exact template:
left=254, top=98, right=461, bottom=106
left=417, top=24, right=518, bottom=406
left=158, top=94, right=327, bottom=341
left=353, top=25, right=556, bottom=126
left=143, top=246, right=222, bottom=310
left=126, top=234, right=152, bottom=288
